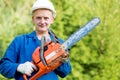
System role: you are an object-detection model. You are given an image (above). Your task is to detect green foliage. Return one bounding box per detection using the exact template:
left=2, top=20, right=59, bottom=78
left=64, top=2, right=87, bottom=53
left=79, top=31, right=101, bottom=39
left=0, top=0, right=120, bottom=80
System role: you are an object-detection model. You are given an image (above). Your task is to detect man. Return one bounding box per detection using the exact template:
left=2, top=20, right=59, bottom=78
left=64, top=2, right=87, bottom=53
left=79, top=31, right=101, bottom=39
left=0, top=0, right=72, bottom=80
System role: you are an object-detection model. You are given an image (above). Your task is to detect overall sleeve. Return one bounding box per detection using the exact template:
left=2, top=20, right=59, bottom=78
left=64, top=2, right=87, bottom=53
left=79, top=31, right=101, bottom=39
left=54, top=60, right=72, bottom=78
left=54, top=38, right=72, bottom=78
left=0, top=37, right=20, bottom=78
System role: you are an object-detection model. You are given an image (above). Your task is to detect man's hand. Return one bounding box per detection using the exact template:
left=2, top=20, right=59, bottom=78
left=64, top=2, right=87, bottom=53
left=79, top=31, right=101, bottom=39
left=17, top=61, right=37, bottom=76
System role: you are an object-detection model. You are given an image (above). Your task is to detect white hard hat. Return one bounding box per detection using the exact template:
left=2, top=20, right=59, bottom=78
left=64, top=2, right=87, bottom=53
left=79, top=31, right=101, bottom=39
left=31, top=0, right=56, bottom=18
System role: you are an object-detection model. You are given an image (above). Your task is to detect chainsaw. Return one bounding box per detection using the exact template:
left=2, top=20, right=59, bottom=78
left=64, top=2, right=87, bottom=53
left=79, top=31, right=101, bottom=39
left=23, top=17, right=101, bottom=80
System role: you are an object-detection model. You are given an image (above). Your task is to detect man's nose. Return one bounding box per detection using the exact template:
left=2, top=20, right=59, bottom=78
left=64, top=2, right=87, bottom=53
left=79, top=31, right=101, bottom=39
left=40, top=18, right=45, bottom=23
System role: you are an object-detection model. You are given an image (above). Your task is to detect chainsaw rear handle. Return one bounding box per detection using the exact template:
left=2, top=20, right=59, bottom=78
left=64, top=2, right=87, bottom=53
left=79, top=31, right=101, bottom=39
left=23, top=63, right=43, bottom=80
left=23, top=64, right=50, bottom=80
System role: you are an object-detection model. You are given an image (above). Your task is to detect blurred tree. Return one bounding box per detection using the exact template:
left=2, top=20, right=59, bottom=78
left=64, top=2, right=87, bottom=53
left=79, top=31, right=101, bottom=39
left=0, top=0, right=120, bottom=80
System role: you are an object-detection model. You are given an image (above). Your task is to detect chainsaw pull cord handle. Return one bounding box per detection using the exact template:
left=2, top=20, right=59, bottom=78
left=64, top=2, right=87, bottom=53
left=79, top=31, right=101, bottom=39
left=40, top=36, right=47, bottom=66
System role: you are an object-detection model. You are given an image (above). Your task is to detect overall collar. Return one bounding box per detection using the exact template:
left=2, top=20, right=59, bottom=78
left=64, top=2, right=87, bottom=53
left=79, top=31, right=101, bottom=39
left=26, top=30, right=55, bottom=40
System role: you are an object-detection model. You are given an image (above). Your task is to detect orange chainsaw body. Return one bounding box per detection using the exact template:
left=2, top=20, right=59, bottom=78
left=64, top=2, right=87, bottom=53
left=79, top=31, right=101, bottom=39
left=23, top=42, right=68, bottom=80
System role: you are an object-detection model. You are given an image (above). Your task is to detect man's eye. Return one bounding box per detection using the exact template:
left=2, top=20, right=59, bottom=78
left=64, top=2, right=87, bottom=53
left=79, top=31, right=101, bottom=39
left=44, top=17, right=49, bottom=20
left=36, top=17, right=41, bottom=19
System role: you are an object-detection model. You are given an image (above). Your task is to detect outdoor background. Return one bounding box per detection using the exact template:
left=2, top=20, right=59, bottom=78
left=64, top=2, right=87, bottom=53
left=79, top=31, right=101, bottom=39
left=0, top=0, right=120, bottom=80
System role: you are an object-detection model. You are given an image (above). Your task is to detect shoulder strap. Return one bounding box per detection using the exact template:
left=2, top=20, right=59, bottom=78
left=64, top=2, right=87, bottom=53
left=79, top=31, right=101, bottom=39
left=48, top=29, right=60, bottom=43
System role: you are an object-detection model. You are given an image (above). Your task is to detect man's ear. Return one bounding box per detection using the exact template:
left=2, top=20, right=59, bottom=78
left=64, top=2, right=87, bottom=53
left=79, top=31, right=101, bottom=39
left=32, top=16, right=34, bottom=22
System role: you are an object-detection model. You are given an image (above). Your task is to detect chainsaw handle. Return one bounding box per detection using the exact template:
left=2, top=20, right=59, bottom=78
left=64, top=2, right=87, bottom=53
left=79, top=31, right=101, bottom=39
left=23, top=67, right=47, bottom=80
left=40, top=36, right=47, bottom=66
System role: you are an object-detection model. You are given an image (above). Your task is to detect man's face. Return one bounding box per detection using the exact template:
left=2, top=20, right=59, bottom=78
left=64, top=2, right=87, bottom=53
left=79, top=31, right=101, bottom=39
left=32, top=9, right=54, bottom=33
